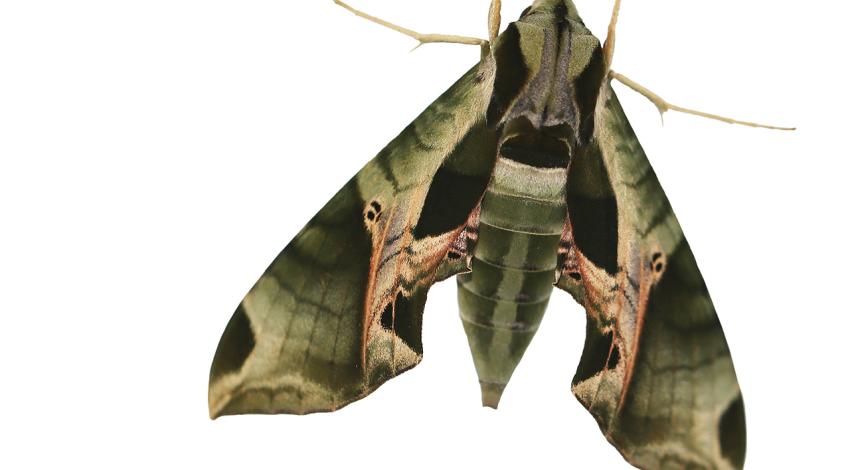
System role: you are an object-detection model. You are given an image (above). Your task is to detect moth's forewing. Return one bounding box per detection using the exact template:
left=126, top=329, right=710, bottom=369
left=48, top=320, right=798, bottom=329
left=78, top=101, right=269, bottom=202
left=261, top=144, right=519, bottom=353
left=559, top=84, right=746, bottom=470
left=209, top=64, right=498, bottom=417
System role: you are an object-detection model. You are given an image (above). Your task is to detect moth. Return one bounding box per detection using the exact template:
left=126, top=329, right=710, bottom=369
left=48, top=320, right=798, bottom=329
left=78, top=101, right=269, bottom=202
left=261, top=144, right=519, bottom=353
left=210, top=1, right=787, bottom=468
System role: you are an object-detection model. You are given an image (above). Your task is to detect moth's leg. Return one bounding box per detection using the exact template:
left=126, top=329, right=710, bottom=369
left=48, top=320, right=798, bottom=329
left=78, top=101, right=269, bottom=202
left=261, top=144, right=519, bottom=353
left=333, top=0, right=490, bottom=56
left=602, top=0, right=622, bottom=69
left=609, top=71, right=796, bottom=131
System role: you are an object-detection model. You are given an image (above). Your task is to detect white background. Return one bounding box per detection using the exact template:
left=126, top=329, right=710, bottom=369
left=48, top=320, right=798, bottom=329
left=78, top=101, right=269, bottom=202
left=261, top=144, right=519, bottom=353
left=0, top=0, right=845, bottom=468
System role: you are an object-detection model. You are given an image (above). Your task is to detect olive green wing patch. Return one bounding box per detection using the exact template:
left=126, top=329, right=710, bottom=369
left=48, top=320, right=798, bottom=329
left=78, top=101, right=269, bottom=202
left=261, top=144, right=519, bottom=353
left=557, top=83, right=745, bottom=470
left=209, top=64, right=498, bottom=418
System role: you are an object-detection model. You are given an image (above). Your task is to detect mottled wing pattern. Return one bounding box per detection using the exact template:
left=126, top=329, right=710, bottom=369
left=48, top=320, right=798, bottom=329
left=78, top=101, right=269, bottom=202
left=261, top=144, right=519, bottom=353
left=558, top=83, right=745, bottom=469
left=209, top=64, right=498, bottom=418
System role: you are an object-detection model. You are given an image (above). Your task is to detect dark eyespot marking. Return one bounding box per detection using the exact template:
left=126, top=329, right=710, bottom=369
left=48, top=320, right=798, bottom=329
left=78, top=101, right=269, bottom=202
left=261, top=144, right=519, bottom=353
left=651, top=252, right=666, bottom=273
left=719, top=395, right=747, bottom=468
left=568, top=272, right=582, bottom=281
left=210, top=304, right=256, bottom=381
left=364, top=200, right=383, bottom=224
left=447, top=251, right=462, bottom=260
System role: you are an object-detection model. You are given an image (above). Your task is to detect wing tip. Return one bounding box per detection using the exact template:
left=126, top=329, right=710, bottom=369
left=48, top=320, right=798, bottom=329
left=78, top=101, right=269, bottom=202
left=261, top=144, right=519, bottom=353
left=208, top=389, right=227, bottom=420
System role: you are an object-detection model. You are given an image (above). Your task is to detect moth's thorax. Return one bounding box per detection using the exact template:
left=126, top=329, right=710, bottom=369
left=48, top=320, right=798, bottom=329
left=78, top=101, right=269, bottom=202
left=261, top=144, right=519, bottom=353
left=486, top=0, right=605, bottom=147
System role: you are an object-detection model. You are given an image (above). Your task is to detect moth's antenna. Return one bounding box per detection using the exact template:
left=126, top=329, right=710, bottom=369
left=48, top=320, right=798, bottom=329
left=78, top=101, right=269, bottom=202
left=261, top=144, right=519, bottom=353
left=610, top=72, right=796, bottom=131
left=332, top=0, right=490, bottom=57
left=488, top=0, right=502, bottom=47
left=603, top=0, right=622, bottom=70
left=603, top=0, right=793, bottom=131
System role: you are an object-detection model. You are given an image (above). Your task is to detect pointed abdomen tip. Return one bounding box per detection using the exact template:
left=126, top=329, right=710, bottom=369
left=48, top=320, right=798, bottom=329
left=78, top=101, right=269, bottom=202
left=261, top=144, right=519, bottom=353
left=480, top=382, right=506, bottom=409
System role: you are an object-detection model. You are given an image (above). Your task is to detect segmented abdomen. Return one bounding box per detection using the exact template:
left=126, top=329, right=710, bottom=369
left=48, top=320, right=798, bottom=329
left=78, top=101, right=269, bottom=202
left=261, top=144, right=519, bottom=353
left=457, top=154, right=567, bottom=407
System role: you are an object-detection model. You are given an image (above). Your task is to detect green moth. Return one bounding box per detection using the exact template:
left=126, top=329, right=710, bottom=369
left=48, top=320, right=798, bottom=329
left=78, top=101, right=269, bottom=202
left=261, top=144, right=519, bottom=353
left=209, top=1, right=775, bottom=468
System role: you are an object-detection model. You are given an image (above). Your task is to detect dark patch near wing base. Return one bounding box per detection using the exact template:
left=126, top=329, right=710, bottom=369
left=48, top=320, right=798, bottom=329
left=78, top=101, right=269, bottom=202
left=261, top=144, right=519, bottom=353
left=567, top=192, right=618, bottom=274
left=574, top=47, right=605, bottom=143
left=414, top=168, right=490, bottom=239
left=567, top=142, right=618, bottom=275
left=487, top=24, right=529, bottom=126
left=414, top=123, right=497, bottom=239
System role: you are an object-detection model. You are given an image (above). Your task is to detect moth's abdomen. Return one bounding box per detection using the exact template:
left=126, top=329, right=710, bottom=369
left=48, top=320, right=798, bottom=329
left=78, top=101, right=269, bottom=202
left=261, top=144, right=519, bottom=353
left=457, top=154, right=567, bottom=408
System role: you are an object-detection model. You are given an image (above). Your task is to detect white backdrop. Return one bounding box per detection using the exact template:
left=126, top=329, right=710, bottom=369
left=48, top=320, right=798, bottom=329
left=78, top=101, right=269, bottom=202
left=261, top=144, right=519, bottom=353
left=1, top=0, right=845, bottom=468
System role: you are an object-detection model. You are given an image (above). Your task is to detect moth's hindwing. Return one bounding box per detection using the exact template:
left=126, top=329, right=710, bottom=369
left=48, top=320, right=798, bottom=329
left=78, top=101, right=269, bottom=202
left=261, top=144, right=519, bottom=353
left=209, top=64, right=498, bottom=418
left=557, top=82, right=746, bottom=470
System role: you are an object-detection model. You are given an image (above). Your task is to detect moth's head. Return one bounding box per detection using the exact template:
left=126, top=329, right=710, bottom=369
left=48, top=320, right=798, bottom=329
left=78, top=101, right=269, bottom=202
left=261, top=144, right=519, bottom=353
left=523, top=0, right=583, bottom=21
left=487, top=0, right=605, bottom=146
